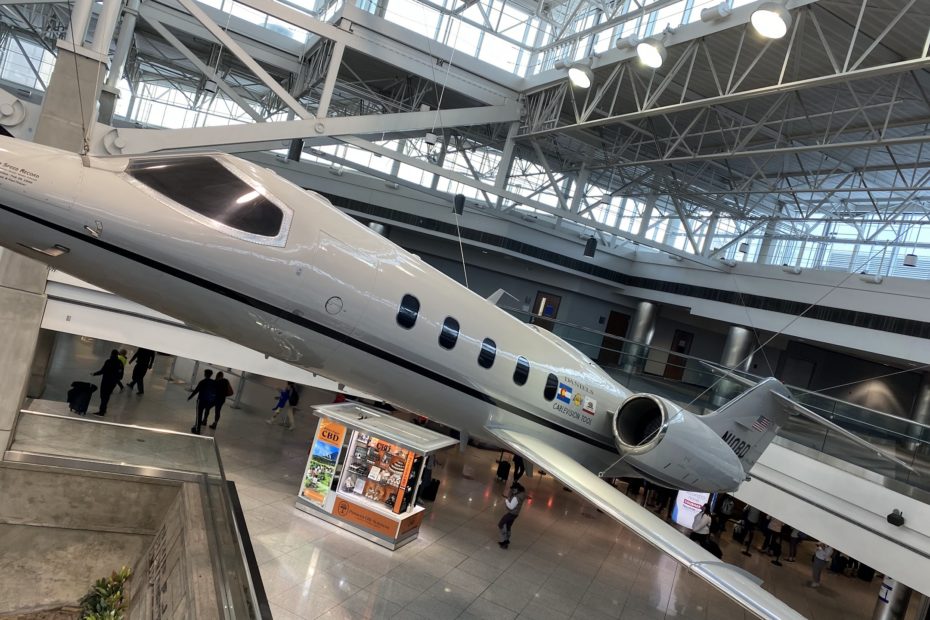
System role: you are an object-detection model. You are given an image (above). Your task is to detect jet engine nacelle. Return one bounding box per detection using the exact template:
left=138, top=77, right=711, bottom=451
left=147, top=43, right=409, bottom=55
left=610, top=393, right=746, bottom=491
left=610, top=393, right=674, bottom=456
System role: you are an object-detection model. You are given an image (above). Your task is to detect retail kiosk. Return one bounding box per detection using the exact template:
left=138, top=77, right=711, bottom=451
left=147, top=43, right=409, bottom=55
left=295, top=402, right=457, bottom=550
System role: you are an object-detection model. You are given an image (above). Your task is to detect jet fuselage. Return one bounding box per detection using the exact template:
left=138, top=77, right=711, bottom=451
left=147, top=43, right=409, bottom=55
left=0, top=138, right=745, bottom=491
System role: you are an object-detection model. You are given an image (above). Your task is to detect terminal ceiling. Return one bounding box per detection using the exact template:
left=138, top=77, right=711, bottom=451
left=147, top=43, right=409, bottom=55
left=1, top=0, right=930, bottom=267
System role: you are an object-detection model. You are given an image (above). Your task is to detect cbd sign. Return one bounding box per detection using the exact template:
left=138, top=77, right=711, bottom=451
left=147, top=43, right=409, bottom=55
left=316, top=420, right=346, bottom=446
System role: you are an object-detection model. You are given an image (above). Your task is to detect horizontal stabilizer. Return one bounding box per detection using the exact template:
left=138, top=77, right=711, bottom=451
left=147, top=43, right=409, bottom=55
left=486, top=288, right=520, bottom=306
left=484, top=424, right=805, bottom=620
left=699, top=360, right=757, bottom=388
left=769, top=391, right=917, bottom=474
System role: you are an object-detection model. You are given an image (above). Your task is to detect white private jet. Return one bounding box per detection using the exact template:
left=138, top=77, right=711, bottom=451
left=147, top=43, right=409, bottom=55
left=0, top=137, right=905, bottom=619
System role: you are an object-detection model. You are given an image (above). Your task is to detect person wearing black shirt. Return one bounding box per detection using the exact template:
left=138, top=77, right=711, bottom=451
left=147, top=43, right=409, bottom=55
left=188, top=369, right=216, bottom=435
left=126, top=347, right=156, bottom=395
left=91, top=349, right=123, bottom=416
left=208, top=371, right=233, bottom=430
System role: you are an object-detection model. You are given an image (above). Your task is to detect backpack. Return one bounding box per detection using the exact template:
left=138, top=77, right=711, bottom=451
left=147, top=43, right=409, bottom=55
left=721, top=496, right=734, bottom=515
left=288, top=388, right=300, bottom=406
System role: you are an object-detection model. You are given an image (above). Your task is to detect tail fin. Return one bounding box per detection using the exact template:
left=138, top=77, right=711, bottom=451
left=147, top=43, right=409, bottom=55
left=701, top=377, right=793, bottom=472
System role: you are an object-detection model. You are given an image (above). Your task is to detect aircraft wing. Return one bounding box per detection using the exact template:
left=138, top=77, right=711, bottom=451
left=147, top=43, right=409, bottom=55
left=484, top=425, right=806, bottom=620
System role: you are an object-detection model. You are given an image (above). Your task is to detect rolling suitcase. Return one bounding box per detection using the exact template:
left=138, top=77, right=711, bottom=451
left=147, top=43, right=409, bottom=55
left=732, top=522, right=747, bottom=544
left=496, top=460, right=511, bottom=481
left=420, top=479, right=439, bottom=502
left=701, top=539, right=723, bottom=559
left=67, top=381, right=96, bottom=415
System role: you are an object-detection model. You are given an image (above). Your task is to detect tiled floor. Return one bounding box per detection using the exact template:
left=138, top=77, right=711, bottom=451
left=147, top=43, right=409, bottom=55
left=32, top=333, right=916, bottom=620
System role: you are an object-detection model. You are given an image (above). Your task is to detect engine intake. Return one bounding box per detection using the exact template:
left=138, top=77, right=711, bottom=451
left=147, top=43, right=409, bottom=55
left=611, top=394, right=670, bottom=455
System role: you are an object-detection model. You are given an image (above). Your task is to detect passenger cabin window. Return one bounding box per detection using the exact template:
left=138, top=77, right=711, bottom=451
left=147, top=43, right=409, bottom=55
left=478, top=338, right=496, bottom=369
left=397, top=294, right=420, bottom=329
left=127, top=156, right=284, bottom=238
left=513, top=356, right=530, bottom=386
left=544, top=373, right=558, bottom=401
left=439, top=317, right=459, bottom=349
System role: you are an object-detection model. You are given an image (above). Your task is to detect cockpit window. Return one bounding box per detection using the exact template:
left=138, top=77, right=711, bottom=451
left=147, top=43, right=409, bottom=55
left=126, top=156, right=285, bottom=240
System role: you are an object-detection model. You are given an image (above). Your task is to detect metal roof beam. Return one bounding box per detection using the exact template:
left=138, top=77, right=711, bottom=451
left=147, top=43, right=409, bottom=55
left=91, top=101, right=521, bottom=154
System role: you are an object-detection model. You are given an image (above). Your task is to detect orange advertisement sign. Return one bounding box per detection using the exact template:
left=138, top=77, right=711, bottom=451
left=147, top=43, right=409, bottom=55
left=332, top=497, right=398, bottom=539
left=301, top=419, right=347, bottom=506
left=317, top=419, right=347, bottom=446
left=398, top=511, right=424, bottom=537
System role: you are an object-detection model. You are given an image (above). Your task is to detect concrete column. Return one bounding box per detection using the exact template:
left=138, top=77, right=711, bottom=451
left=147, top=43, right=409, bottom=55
left=231, top=372, right=246, bottom=409
left=188, top=360, right=200, bottom=390
left=67, top=0, right=94, bottom=44
left=0, top=250, right=48, bottom=451
left=91, top=0, right=123, bottom=54
left=873, top=576, right=912, bottom=620
left=34, top=43, right=108, bottom=152
left=100, top=0, right=141, bottom=123
left=756, top=203, right=784, bottom=265
left=906, top=373, right=930, bottom=451
left=619, top=301, right=657, bottom=373
left=637, top=195, right=657, bottom=237
left=2, top=8, right=112, bottom=450
left=26, top=328, right=57, bottom=399
left=712, top=326, right=755, bottom=407
left=701, top=214, right=719, bottom=255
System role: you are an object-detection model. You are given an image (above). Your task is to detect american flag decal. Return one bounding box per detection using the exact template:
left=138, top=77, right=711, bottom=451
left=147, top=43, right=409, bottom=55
left=751, top=416, right=771, bottom=432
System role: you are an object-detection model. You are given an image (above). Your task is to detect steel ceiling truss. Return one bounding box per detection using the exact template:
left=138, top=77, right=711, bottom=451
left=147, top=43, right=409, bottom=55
left=3, top=0, right=930, bottom=265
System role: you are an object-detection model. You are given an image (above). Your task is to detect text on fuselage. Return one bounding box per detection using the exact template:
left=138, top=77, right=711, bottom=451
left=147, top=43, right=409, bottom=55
left=721, top=431, right=751, bottom=458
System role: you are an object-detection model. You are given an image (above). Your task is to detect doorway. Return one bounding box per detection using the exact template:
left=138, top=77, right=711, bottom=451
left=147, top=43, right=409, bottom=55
left=663, top=329, right=694, bottom=381
left=530, top=291, right=561, bottom=332
left=597, top=311, right=631, bottom=366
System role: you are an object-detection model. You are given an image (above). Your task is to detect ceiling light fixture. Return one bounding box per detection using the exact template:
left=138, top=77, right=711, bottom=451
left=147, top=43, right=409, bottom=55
left=636, top=38, right=667, bottom=69
left=700, top=2, right=731, bottom=23
left=751, top=2, right=792, bottom=39
left=617, top=34, right=669, bottom=69
left=554, top=60, right=594, bottom=89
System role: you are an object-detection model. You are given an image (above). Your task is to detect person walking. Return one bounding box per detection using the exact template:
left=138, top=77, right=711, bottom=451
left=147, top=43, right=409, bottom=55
left=741, top=506, right=762, bottom=557
left=771, top=524, right=791, bottom=567
left=188, top=369, right=216, bottom=435
left=810, top=542, right=833, bottom=588
left=116, top=349, right=128, bottom=392
left=267, top=382, right=297, bottom=429
left=498, top=482, right=526, bottom=549
left=91, top=349, right=123, bottom=416
left=690, top=504, right=712, bottom=546
left=126, top=347, right=156, bottom=395
left=787, top=527, right=801, bottom=562
left=762, top=516, right=783, bottom=555
left=512, top=454, right=525, bottom=482
left=208, top=371, right=233, bottom=430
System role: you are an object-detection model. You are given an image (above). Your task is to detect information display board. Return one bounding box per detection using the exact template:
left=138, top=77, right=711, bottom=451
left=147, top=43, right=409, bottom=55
left=301, top=419, right=347, bottom=507
left=672, top=490, right=711, bottom=529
